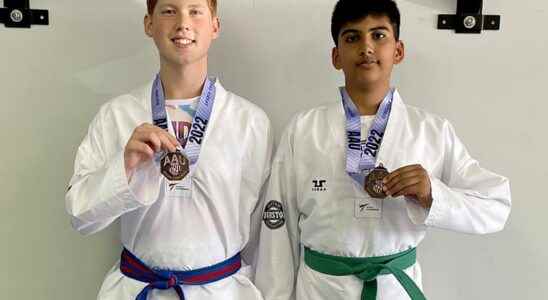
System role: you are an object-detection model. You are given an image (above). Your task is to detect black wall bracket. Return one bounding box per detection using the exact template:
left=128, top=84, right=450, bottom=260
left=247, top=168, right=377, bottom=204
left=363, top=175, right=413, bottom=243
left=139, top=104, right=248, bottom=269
left=438, top=0, right=500, bottom=33
left=0, top=0, right=49, bottom=28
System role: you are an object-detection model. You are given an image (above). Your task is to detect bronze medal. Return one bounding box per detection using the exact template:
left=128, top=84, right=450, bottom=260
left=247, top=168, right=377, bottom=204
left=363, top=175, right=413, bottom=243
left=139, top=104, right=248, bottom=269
left=365, top=164, right=389, bottom=198
left=160, top=151, right=189, bottom=181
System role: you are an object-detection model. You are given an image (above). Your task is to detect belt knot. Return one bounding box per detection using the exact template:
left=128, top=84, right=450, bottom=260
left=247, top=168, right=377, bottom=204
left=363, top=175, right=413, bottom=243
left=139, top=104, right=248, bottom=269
left=151, top=273, right=179, bottom=290
left=354, top=263, right=383, bottom=282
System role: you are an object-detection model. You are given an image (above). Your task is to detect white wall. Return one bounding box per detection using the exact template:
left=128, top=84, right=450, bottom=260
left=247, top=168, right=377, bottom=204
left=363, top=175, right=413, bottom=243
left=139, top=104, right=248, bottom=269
left=1, top=0, right=546, bottom=299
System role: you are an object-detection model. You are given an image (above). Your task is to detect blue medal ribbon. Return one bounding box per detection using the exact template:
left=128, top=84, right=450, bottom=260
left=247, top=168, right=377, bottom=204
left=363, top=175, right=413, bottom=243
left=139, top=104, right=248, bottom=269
left=340, top=87, right=394, bottom=185
left=151, top=74, right=216, bottom=166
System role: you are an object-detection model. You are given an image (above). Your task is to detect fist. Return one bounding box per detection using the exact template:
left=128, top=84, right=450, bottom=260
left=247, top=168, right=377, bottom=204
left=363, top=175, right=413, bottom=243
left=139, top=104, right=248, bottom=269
left=382, top=164, right=433, bottom=209
left=124, top=123, right=180, bottom=181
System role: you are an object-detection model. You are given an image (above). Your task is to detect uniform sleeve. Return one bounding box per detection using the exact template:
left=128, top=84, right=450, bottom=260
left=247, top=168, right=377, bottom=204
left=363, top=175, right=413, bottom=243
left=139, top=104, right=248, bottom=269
left=254, top=119, right=300, bottom=300
left=241, top=114, right=274, bottom=275
left=406, top=120, right=511, bottom=234
left=65, top=103, right=161, bottom=235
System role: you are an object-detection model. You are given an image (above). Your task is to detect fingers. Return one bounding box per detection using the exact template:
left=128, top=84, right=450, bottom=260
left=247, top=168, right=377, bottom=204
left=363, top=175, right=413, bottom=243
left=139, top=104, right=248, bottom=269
left=160, top=128, right=180, bottom=151
left=124, top=123, right=181, bottom=175
left=132, top=124, right=179, bottom=153
left=383, top=169, right=424, bottom=191
left=142, top=131, right=162, bottom=153
left=383, top=164, right=422, bottom=184
left=381, top=164, right=430, bottom=198
left=164, top=133, right=180, bottom=152
left=124, top=140, right=155, bottom=178
left=126, top=139, right=155, bottom=160
left=384, top=176, right=422, bottom=197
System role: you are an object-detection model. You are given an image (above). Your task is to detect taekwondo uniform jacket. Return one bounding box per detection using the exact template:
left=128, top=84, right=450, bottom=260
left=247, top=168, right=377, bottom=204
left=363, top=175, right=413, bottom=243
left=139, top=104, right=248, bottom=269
left=255, top=89, right=511, bottom=300
left=65, top=80, right=272, bottom=300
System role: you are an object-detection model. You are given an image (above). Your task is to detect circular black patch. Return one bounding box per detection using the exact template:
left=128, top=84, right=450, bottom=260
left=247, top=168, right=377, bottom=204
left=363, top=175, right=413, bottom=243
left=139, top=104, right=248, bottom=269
left=262, top=200, right=285, bottom=229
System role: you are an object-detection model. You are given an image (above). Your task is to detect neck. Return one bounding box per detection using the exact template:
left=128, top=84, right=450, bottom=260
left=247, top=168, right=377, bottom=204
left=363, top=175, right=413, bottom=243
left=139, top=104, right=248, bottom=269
left=159, top=61, right=208, bottom=99
left=345, top=80, right=391, bottom=116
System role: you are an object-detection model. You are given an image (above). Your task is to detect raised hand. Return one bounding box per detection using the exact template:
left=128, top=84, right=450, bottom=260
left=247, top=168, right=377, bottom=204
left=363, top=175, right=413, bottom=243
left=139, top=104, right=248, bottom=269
left=124, top=123, right=180, bottom=181
left=382, top=164, right=433, bottom=209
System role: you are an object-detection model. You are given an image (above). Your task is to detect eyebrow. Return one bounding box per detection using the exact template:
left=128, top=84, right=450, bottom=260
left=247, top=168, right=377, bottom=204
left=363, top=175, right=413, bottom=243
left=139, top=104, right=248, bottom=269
left=188, top=4, right=206, bottom=8
left=158, top=3, right=206, bottom=9
left=340, top=26, right=391, bottom=37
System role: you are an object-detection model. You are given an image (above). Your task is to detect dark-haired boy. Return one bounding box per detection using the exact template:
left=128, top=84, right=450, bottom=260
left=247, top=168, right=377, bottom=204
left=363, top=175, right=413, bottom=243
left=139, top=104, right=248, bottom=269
left=255, top=0, right=511, bottom=299
left=65, top=0, right=272, bottom=299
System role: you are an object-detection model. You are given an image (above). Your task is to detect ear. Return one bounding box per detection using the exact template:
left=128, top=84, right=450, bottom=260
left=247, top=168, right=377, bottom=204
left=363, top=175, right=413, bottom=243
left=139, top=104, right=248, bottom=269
left=144, top=14, right=153, bottom=38
left=211, top=16, right=220, bottom=40
left=394, top=40, right=405, bottom=65
left=332, top=47, right=342, bottom=70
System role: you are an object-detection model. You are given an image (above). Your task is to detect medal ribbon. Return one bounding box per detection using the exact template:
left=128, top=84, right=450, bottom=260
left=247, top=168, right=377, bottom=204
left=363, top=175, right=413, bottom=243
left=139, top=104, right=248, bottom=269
left=340, top=87, right=394, bottom=185
left=151, top=74, right=217, bottom=165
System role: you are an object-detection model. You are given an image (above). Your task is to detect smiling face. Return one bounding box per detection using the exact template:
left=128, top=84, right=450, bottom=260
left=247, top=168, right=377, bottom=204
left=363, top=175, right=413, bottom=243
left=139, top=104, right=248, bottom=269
left=144, top=0, right=220, bottom=69
left=332, top=15, right=404, bottom=90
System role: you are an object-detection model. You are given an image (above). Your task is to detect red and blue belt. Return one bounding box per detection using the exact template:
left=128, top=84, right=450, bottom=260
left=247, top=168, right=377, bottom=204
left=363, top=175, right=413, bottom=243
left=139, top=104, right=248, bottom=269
left=120, top=248, right=241, bottom=300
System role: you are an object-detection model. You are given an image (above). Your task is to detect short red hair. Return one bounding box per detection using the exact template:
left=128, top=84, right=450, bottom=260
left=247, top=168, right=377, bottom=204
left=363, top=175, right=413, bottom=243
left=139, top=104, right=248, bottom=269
left=147, top=0, right=218, bottom=15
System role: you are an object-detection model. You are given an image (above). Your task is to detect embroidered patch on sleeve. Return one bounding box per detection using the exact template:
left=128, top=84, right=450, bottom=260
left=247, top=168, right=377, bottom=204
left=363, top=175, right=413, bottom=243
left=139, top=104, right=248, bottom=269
left=262, top=200, right=285, bottom=229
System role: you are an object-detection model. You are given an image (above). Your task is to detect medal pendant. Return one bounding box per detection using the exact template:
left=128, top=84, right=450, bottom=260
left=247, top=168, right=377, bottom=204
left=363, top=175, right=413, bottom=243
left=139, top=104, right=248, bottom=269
left=365, top=164, right=389, bottom=199
left=161, top=151, right=189, bottom=181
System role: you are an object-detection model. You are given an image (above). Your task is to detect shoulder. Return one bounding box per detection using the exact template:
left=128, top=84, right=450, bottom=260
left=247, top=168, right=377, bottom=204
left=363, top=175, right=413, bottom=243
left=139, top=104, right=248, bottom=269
left=406, top=104, right=448, bottom=126
left=271, top=102, right=341, bottom=161
left=297, top=102, right=338, bottom=119
left=104, top=82, right=150, bottom=114
left=94, top=82, right=152, bottom=124
left=396, top=91, right=453, bottom=135
left=216, top=81, right=270, bottom=127
left=84, top=82, right=152, bottom=142
left=288, top=101, right=341, bottom=133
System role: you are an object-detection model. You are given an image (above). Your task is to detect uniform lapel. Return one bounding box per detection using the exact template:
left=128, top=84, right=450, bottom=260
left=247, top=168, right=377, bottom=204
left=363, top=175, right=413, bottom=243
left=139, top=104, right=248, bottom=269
left=327, top=100, right=347, bottom=149
left=376, top=89, right=407, bottom=172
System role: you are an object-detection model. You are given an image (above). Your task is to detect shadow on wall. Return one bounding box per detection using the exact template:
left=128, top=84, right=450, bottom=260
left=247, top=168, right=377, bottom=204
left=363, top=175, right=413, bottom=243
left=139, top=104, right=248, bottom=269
left=207, top=1, right=339, bottom=136
left=69, top=1, right=157, bottom=97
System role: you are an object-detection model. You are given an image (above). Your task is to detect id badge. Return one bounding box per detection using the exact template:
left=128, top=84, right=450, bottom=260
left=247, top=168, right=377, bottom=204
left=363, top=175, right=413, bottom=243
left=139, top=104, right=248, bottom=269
left=354, top=197, right=383, bottom=219
left=166, top=176, right=191, bottom=199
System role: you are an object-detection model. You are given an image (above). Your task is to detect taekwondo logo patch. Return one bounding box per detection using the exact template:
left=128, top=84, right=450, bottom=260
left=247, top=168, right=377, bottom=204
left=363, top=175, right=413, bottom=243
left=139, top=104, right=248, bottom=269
left=312, top=179, right=327, bottom=192
left=263, top=200, right=285, bottom=229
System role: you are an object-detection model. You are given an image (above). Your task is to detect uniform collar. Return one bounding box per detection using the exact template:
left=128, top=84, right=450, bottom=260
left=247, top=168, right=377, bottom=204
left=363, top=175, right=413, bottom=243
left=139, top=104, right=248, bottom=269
left=132, top=77, right=227, bottom=121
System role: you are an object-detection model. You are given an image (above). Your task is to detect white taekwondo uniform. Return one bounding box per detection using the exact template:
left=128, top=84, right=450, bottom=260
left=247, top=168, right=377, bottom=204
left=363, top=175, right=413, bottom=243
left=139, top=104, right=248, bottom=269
left=255, top=89, right=511, bottom=300
left=65, top=79, right=272, bottom=300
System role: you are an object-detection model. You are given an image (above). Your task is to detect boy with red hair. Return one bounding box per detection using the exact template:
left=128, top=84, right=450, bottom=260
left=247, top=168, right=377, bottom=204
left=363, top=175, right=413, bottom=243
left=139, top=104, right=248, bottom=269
left=66, top=0, right=272, bottom=299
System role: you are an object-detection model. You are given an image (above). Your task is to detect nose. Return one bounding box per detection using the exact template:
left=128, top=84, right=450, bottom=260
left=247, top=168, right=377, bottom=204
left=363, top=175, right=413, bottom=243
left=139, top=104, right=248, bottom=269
left=175, top=12, right=191, bottom=31
left=359, top=38, right=375, bottom=57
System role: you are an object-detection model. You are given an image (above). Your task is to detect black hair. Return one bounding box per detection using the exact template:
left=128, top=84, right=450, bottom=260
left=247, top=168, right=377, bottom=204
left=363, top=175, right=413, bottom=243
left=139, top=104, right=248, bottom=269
left=331, top=0, right=401, bottom=46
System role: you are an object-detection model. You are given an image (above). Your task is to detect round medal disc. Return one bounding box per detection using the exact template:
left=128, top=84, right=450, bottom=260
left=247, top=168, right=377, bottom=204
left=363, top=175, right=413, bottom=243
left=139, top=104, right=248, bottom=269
left=160, top=151, right=189, bottom=181
left=365, top=165, right=389, bottom=198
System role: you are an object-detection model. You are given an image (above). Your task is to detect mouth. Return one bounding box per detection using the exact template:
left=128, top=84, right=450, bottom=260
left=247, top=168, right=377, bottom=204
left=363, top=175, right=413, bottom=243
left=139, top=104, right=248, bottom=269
left=356, top=57, right=379, bottom=67
left=171, top=37, right=196, bottom=48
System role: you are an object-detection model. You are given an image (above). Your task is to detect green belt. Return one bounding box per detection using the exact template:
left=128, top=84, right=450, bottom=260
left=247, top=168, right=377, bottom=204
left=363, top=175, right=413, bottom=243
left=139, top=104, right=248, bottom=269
left=304, top=247, right=426, bottom=300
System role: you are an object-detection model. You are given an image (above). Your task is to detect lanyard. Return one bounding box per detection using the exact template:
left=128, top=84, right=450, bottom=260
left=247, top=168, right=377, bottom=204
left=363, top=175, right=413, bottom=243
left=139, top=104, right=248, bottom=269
left=341, top=87, right=394, bottom=185
left=151, top=74, right=216, bottom=165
